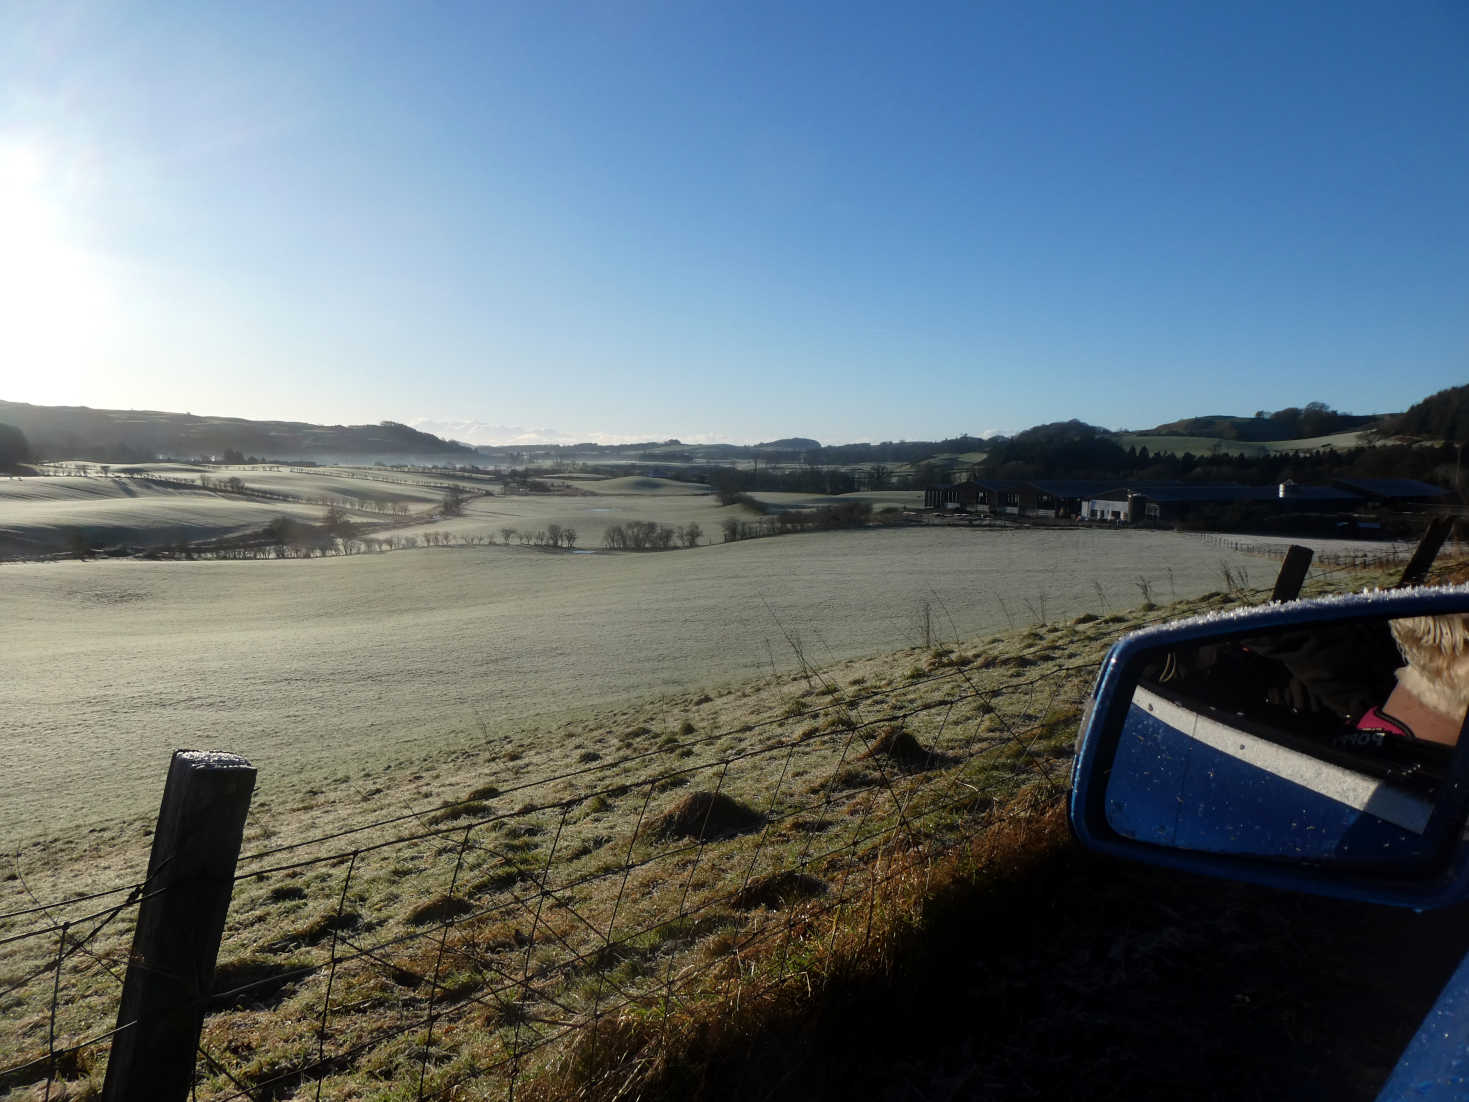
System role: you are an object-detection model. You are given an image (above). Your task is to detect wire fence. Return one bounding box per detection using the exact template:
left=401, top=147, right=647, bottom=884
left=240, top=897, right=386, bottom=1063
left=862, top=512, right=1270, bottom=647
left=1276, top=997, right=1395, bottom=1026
left=0, top=550, right=1431, bottom=1100
left=1193, top=530, right=1441, bottom=570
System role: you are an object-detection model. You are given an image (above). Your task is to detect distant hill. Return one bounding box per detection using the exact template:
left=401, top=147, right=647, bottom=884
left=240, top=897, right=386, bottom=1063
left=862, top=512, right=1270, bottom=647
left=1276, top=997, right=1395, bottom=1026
left=1377, top=384, right=1469, bottom=442
left=756, top=437, right=821, bottom=451
left=1141, top=405, right=1382, bottom=443
left=1108, top=428, right=1379, bottom=460
left=0, top=401, right=476, bottom=464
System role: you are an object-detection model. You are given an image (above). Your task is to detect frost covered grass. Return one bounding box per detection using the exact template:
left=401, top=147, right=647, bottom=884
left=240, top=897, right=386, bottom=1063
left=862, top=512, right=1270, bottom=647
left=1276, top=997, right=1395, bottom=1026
left=576, top=475, right=710, bottom=495
left=1, top=526, right=1296, bottom=844
left=0, top=475, right=326, bottom=556
left=0, top=464, right=473, bottom=557
left=0, top=588, right=1131, bottom=1097
left=390, top=486, right=739, bottom=549
left=0, top=548, right=1410, bottom=1100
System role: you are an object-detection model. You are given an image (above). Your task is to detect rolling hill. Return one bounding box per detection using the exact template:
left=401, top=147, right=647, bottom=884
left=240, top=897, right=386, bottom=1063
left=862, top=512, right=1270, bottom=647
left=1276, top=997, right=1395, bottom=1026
left=0, top=401, right=476, bottom=464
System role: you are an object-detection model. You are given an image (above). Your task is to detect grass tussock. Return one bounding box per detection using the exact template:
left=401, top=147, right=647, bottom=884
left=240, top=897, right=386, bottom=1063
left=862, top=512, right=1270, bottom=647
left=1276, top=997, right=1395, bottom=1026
left=729, top=871, right=827, bottom=911
left=522, top=784, right=1463, bottom=1102
left=646, top=791, right=765, bottom=841
left=424, top=799, right=491, bottom=825
left=856, top=724, right=941, bottom=771
left=405, top=894, right=475, bottom=926
left=522, top=796, right=1071, bottom=1102
left=209, top=954, right=312, bottom=1010
left=268, top=909, right=363, bottom=950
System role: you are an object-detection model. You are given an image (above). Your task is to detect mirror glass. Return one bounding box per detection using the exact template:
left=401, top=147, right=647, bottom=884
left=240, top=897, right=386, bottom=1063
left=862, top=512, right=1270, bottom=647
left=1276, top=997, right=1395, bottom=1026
left=1104, top=612, right=1468, bottom=864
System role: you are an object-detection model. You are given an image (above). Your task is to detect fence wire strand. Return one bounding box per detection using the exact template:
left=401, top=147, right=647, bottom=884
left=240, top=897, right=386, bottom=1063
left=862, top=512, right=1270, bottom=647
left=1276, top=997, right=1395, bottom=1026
left=5, top=545, right=1435, bottom=1099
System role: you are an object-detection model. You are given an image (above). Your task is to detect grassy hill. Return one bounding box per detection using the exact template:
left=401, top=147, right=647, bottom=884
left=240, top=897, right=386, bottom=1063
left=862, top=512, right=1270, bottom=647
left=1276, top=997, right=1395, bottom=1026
left=0, top=400, right=476, bottom=464
left=1142, top=409, right=1381, bottom=442
left=1109, top=403, right=1389, bottom=459
left=1110, top=427, right=1378, bottom=458
left=0, top=462, right=471, bottom=557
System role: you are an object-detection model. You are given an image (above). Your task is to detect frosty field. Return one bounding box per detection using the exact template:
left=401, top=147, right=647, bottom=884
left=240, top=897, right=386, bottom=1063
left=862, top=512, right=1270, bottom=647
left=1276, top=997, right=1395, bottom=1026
left=5, top=525, right=1277, bottom=843
left=0, top=475, right=329, bottom=556
left=0, top=464, right=471, bottom=556
left=388, top=482, right=922, bottom=549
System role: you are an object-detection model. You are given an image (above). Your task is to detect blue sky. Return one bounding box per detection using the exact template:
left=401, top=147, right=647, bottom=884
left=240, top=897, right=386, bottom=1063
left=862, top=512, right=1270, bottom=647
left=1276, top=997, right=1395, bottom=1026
left=1, top=2, right=1464, bottom=445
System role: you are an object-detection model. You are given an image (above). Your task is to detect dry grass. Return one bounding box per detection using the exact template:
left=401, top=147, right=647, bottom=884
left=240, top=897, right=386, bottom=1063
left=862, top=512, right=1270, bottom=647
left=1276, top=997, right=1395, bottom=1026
left=520, top=796, right=1076, bottom=1102
left=645, top=792, right=765, bottom=842
left=0, top=586, right=1132, bottom=1098
left=521, top=788, right=1469, bottom=1102
left=0, top=549, right=1422, bottom=1100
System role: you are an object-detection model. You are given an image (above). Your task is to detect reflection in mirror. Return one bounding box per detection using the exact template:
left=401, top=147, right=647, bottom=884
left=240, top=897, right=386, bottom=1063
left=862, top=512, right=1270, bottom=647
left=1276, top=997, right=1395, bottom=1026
left=1104, top=611, right=1469, bottom=864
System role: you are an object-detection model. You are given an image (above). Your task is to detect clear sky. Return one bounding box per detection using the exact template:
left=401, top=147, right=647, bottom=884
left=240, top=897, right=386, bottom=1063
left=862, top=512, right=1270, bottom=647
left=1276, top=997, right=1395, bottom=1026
left=1, top=2, right=1465, bottom=445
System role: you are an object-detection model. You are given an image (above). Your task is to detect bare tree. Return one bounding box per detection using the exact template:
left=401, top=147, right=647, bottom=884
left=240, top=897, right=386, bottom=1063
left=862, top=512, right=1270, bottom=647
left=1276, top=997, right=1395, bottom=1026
left=323, top=504, right=355, bottom=540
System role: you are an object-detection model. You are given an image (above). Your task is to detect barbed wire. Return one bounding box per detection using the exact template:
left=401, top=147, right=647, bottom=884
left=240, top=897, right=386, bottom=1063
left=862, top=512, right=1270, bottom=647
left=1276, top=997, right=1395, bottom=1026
left=2, top=669, right=1080, bottom=1095
left=182, top=661, right=1090, bottom=1098
left=219, top=768, right=1058, bottom=1102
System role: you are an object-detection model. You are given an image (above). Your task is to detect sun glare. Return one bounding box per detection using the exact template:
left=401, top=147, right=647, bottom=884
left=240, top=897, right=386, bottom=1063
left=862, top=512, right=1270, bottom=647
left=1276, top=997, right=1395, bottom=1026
left=0, top=140, right=114, bottom=389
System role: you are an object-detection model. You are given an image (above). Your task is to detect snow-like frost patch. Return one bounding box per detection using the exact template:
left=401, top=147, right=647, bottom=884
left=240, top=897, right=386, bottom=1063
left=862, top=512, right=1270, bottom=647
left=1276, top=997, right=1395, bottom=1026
left=176, top=750, right=254, bottom=770
left=1122, top=582, right=1469, bottom=647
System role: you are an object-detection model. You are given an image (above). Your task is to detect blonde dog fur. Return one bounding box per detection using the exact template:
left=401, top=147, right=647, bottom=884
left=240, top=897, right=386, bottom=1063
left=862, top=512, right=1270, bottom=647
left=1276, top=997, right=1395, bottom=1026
left=1391, top=612, right=1469, bottom=722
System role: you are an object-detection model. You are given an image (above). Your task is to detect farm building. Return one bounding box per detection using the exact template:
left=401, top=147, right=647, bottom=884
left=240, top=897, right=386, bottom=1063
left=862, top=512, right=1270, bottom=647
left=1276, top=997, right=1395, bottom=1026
left=923, top=480, right=984, bottom=511
left=925, top=476, right=1447, bottom=524
left=922, top=479, right=1080, bottom=517
left=1329, top=477, right=1454, bottom=508
left=1028, top=480, right=1125, bottom=519
left=1274, top=481, right=1363, bottom=510
left=1079, top=481, right=1379, bottom=523
left=1082, top=484, right=1281, bottom=523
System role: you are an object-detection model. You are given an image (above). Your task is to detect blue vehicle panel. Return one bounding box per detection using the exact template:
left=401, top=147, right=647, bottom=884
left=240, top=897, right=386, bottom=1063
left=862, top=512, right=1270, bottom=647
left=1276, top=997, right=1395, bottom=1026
left=1107, top=696, right=1435, bottom=861
left=1067, top=585, right=1469, bottom=1102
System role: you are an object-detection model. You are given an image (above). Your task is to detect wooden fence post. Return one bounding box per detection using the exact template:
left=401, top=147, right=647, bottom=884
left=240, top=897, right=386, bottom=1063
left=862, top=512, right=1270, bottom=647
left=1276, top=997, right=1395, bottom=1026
left=1396, top=516, right=1453, bottom=589
left=103, top=751, right=256, bottom=1102
left=1270, top=544, right=1314, bottom=603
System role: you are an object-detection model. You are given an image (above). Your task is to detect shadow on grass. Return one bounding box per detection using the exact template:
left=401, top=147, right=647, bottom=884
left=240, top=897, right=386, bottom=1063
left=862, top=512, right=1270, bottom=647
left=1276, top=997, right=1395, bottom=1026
left=525, top=805, right=1469, bottom=1102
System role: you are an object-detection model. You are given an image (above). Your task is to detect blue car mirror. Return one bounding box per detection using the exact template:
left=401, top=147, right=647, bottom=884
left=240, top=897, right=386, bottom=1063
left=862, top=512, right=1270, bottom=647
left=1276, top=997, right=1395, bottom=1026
left=1070, top=586, right=1469, bottom=909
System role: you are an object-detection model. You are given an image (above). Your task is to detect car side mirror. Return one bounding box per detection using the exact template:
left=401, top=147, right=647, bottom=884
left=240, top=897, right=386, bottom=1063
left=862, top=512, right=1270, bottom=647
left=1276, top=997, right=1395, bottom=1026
left=1070, top=587, right=1469, bottom=908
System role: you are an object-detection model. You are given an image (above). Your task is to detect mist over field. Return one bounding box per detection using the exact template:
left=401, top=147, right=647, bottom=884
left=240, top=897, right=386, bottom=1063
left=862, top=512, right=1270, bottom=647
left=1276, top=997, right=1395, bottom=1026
left=3, top=526, right=1273, bottom=842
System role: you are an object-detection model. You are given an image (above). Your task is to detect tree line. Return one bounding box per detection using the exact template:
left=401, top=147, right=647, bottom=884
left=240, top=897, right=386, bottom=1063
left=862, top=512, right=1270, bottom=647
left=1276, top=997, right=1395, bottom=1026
left=721, top=502, right=889, bottom=543
left=1378, top=384, right=1469, bottom=443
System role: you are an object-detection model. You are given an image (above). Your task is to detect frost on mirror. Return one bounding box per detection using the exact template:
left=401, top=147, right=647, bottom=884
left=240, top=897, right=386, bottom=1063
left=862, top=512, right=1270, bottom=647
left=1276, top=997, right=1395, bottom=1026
left=1104, top=611, right=1469, bottom=864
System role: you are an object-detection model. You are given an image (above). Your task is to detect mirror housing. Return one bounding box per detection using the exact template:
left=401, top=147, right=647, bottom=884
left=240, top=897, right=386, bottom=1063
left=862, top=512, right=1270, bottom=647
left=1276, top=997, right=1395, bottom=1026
left=1070, top=585, right=1469, bottom=909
